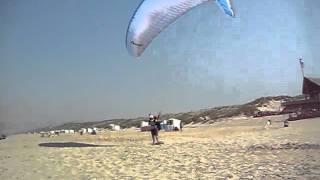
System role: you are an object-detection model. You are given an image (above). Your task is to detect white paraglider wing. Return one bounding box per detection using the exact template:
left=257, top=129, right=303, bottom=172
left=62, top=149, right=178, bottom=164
left=126, top=0, right=235, bottom=57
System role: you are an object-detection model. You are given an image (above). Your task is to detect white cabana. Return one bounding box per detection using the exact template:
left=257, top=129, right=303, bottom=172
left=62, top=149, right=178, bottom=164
left=87, top=128, right=93, bottom=134
left=113, top=125, right=121, bottom=131
left=80, top=128, right=87, bottom=134
left=141, top=121, right=149, bottom=127
left=169, top=118, right=181, bottom=129
left=109, top=124, right=120, bottom=131
left=162, top=118, right=182, bottom=131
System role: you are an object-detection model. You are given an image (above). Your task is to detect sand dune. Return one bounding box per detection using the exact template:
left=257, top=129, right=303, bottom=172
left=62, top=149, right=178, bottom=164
left=1, top=117, right=320, bottom=179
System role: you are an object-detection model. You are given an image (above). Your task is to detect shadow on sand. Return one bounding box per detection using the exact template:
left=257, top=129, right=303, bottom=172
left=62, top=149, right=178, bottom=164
left=39, top=142, right=116, bottom=148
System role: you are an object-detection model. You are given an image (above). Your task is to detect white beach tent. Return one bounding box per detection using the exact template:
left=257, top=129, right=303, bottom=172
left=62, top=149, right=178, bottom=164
left=109, top=124, right=120, bottom=131
left=168, top=118, right=182, bottom=131
left=80, top=128, right=87, bottom=134
left=141, top=121, right=149, bottom=127
left=113, top=125, right=121, bottom=131
left=87, top=128, right=93, bottom=134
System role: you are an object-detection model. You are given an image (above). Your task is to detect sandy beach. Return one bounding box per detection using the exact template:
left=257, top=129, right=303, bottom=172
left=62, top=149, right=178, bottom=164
left=1, top=117, right=320, bottom=179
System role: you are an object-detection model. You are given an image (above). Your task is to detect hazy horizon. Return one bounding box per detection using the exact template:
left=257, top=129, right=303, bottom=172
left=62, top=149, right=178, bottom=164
left=1, top=0, right=320, bottom=134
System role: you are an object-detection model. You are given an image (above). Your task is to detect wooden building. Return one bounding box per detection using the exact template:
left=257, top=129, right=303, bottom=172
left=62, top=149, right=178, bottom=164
left=281, top=76, right=320, bottom=120
left=303, top=77, right=320, bottom=101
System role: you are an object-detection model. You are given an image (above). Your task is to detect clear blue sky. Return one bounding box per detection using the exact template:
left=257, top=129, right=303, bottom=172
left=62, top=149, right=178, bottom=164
left=0, top=0, right=319, bottom=133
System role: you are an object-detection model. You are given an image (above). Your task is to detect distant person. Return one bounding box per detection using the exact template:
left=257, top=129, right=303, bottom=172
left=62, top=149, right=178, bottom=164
left=40, top=132, right=45, bottom=138
left=284, top=119, right=289, bottom=128
left=265, top=119, right=271, bottom=129
left=180, top=122, right=183, bottom=132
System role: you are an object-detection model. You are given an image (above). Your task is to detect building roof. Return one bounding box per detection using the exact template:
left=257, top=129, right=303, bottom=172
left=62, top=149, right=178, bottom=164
left=308, top=77, right=320, bottom=86
left=303, top=77, right=320, bottom=95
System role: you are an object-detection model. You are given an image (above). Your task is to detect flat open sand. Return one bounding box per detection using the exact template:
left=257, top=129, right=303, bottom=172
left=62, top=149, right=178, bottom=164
left=1, top=117, right=320, bottom=179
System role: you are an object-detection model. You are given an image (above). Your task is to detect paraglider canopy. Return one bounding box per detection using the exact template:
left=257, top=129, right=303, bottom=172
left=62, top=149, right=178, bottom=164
left=126, top=0, right=235, bottom=57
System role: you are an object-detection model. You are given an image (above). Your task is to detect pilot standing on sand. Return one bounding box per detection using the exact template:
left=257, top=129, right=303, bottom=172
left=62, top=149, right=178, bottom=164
left=149, top=114, right=160, bottom=145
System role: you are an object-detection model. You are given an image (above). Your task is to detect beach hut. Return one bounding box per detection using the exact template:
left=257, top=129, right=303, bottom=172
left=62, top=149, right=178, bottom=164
left=169, top=118, right=182, bottom=131
left=141, top=121, right=149, bottom=127
left=109, top=124, right=120, bottom=131
left=88, top=127, right=99, bottom=135
left=62, top=130, right=68, bottom=134
left=93, top=127, right=99, bottom=132
left=280, top=76, right=320, bottom=119
left=140, top=121, right=151, bottom=132
left=87, top=128, right=93, bottom=134
left=80, top=128, right=87, bottom=134
left=303, top=77, right=320, bottom=100
left=54, top=130, right=60, bottom=136
left=163, top=118, right=182, bottom=131
left=113, top=125, right=121, bottom=131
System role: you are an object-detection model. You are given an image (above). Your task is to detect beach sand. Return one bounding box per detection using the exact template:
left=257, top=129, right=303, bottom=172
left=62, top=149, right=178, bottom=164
left=1, top=117, right=320, bottom=179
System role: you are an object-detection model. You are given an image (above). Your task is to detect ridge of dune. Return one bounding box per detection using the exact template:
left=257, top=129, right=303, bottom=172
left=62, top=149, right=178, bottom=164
left=31, top=95, right=291, bottom=133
